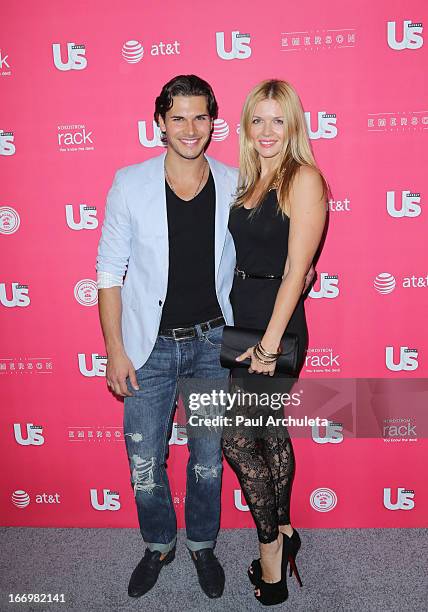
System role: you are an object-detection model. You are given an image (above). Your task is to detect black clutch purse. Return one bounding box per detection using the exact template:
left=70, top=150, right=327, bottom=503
left=220, top=325, right=299, bottom=375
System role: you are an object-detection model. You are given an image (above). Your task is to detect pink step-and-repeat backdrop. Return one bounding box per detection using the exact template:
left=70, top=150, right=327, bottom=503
left=1, top=0, right=427, bottom=529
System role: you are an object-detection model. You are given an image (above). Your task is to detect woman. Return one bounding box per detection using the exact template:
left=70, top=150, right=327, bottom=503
left=222, top=79, right=327, bottom=605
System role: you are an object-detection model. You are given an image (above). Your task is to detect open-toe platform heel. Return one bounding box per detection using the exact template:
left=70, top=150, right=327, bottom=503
left=253, top=535, right=289, bottom=606
left=248, top=558, right=261, bottom=586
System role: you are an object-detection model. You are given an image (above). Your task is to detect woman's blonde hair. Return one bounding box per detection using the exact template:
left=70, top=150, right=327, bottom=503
left=235, top=79, right=328, bottom=215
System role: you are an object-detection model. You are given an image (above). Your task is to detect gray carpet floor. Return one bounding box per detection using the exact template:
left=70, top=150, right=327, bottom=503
left=1, top=527, right=427, bottom=611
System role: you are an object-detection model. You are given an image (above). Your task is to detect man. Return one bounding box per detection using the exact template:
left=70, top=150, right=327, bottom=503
left=96, top=74, right=314, bottom=600
left=96, top=75, right=236, bottom=600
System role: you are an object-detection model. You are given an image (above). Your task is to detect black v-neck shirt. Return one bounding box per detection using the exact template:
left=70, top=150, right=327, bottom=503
left=159, top=171, right=222, bottom=328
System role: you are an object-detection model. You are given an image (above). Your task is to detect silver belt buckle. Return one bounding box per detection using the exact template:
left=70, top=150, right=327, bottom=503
left=172, top=327, right=194, bottom=340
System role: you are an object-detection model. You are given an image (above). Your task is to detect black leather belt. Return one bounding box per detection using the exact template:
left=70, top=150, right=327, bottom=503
left=234, top=267, right=283, bottom=280
left=159, top=316, right=225, bottom=340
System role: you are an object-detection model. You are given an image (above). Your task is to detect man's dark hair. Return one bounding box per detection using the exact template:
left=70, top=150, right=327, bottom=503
left=154, top=74, right=218, bottom=124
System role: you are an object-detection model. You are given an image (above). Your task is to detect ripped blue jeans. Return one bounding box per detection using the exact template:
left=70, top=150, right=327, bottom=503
left=124, top=324, right=227, bottom=554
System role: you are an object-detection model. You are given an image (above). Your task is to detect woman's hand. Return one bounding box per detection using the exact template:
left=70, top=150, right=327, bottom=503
left=235, top=346, right=277, bottom=376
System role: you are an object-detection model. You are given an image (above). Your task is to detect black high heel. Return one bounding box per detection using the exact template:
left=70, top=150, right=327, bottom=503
left=247, top=557, right=261, bottom=586
left=248, top=528, right=302, bottom=587
left=253, top=534, right=288, bottom=606
left=286, top=529, right=303, bottom=587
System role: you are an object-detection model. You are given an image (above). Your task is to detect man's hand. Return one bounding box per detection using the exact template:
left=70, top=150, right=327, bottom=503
left=106, top=351, right=139, bottom=397
left=303, top=263, right=316, bottom=293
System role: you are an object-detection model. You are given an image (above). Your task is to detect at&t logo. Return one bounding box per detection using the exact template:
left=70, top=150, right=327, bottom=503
left=90, top=488, right=120, bottom=511
left=138, top=120, right=164, bottom=148
left=386, top=190, right=421, bottom=217
left=328, top=197, right=351, bottom=212
left=383, top=487, right=415, bottom=510
left=14, top=424, right=44, bottom=446
left=311, top=422, right=343, bottom=444
left=74, top=279, right=98, bottom=306
left=52, top=42, right=87, bottom=70
left=78, top=353, right=107, bottom=377
left=387, top=21, right=423, bottom=50
left=310, top=487, right=337, bottom=512
left=66, top=204, right=98, bottom=230
left=305, top=112, right=337, bottom=139
left=385, top=346, right=418, bottom=371
left=0, top=206, right=20, bottom=234
left=309, top=273, right=339, bottom=299
left=0, top=282, right=30, bottom=307
left=374, top=273, right=396, bottom=294
left=12, top=490, right=61, bottom=507
left=0, top=130, right=15, bottom=155
left=12, top=490, right=30, bottom=508
left=216, top=31, right=251, bottom=60
left=122, top=40, right=144, bottom=63
left=234, top=489, right=249, bottom=511
left=212, top=119, right=229, bottom=142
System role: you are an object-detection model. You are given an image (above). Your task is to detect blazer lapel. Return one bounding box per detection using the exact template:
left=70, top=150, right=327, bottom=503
left=206, top=155, right=230, bottom=280
left=143, top=151, right=169, bottom=286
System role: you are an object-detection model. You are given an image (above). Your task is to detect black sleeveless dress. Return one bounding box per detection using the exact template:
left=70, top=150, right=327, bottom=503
left=222, top=189, right=305, bottom=542
left=228, top=189, right=308, bottom=375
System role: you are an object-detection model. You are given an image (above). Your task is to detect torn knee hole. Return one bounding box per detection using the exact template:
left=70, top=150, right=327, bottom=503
left=131, top=455, right=162, bottom=496
left=193, top=463, right=221, bottom=482
left=125, top=432, right=143, bottom=443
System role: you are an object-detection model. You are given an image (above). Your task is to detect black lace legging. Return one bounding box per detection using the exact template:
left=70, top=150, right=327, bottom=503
left=222, top=373, right=296, bottom=544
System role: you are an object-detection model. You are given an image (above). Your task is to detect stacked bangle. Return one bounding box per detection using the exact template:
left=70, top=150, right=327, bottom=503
left=253, top=341, right=282, bottom=364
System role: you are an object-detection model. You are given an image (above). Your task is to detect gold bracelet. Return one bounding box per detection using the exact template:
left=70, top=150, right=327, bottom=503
left=254, top=344, right=278, bottom=364
left=254, top=344, right=278, bottom=362
left=256, top=342, right=281, bottom=359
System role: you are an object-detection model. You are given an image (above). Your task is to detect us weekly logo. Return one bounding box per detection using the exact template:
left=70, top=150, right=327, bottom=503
left=305, top=112, right=337, bottom=139
left=14, top=424, right=44, bottom=446
left=308, top=273, right=339, bottom=299
left=52, top=43, right=87, bottom=71
left=65, top=204, right=98, bottom=230
left=387, top=20, right=423, bottom=50
left=0, top=130, right=15, bottom=156
left=0, top=282, right=30, bottom=307
left=386, top=190, right=422, bottom=218
left=385, top=347, right=418, bottom=372
left=216, top=31, right=251, bottom=60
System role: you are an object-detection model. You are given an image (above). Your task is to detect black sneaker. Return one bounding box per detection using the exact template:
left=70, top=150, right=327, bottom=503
left=189, top=548, right=225, bottom=599
left=128, top=547, right=176, bottom=598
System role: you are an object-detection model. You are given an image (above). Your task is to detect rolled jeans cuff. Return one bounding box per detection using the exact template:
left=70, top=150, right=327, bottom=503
left=146, top=536, right=177, bottom=554
left=186, top=539, right=216, bottom=552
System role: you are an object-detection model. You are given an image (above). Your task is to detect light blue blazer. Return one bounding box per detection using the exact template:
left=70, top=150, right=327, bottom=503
left=96, top=152, right=238, bottom=370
